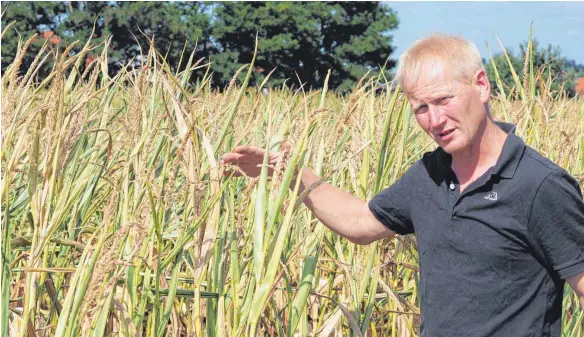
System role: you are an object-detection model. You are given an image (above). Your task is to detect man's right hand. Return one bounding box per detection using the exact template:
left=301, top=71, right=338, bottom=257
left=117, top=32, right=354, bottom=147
left=220, top=145, right=282, bottom=178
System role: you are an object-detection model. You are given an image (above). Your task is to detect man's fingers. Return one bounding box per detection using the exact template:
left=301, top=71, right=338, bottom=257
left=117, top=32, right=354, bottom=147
left=232, top=145, right=263, bottom=156
left=232, top=145, right=249, bottom=154
left=222, top=152, right=261, bottom=163
left=221, top=152, right=244, bottom=163
left=222, top=145, right=285, bottom=178
left=223, top=168, right=243, bottom=177
left=222, top=154, right=261, bottom=167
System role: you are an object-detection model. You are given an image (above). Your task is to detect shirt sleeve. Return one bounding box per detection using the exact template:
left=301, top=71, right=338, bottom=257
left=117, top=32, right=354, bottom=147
left=367, top=164, right=417, bottom=235
left=527, top=169, right=584, bottom=279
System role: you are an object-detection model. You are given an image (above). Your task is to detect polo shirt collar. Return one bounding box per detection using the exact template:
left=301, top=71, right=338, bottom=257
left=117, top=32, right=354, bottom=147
left=491, top=122, right=525, bottom=178
left=436, top=121, right=525, bottom=179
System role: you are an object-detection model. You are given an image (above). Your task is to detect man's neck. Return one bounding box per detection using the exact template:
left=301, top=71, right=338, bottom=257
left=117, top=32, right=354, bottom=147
left=451, top=119, right=508, bottom=188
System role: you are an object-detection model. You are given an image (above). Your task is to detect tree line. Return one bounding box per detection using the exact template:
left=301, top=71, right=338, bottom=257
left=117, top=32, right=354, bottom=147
left=485, top=40, right=584, bottom=98
left=2, top=1, right=582, bottom=94
left=1, top=1, right=399, bottom=91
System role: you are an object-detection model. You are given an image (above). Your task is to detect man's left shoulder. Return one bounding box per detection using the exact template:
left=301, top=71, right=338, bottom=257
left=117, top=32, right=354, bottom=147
left=521, top=145, right=566, bottom=176
left=519, top=145, right=581, bottom=193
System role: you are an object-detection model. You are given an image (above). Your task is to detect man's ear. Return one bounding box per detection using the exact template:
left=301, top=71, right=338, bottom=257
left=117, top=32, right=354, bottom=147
left=474, top=69, right=491, bottom=104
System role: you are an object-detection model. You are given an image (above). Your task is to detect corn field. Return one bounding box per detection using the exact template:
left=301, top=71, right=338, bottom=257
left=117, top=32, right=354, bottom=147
left=2, top=30, right=584, bottom=337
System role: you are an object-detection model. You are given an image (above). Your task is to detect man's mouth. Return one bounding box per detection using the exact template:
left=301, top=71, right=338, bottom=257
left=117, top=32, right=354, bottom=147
left=439, top=129, right=455, bottom=137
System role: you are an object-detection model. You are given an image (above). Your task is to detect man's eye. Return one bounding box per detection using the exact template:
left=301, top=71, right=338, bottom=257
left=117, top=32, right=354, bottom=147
left=415, top=105, right=427, bottom=114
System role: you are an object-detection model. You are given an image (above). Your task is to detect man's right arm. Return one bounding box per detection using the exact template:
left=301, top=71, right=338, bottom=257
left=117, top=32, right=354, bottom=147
left=220, top=144, right=397, bottom=244
left=294, top=168, right=395, bottom=245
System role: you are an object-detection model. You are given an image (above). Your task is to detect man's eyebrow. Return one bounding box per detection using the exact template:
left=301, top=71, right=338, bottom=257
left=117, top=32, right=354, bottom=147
left=412, top=102, right=425, bottom=111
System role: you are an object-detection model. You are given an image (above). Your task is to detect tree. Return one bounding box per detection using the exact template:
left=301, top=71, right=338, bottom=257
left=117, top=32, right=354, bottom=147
left=1, top=2, right=69, bottom=78
left=211, top=1, right=399, bottom=91
left=102, top=2, right=213, bottom=75
left=1, top=2, right=213, bottom=78
left=484, top=51, right=522, bottom=97
left=2, top=1, right=400, bottom=90
left=485, top=39, right=581, bottom=98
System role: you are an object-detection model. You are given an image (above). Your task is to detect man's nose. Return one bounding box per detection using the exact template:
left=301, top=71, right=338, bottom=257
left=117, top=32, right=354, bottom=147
left=428, top=105, right=446, bottom=129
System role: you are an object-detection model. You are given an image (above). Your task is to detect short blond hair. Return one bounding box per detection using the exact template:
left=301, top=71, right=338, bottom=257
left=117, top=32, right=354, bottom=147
left=397, top=34, right=483, bottom=95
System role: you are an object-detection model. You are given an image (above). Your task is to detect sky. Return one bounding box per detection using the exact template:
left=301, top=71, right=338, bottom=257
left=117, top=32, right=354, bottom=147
left=386, top=1, right=584, bottom=65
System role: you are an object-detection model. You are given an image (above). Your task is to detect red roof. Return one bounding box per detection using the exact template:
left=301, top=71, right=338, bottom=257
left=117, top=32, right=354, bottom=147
left=36, top=31, right=61, bottom=45
left=576, top=78, right=584, bottom=96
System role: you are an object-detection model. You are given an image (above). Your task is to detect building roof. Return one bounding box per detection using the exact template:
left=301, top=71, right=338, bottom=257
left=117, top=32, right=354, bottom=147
left=34, top=31, right=61, bottom=45
left=576, top=77, right=584, bottom=95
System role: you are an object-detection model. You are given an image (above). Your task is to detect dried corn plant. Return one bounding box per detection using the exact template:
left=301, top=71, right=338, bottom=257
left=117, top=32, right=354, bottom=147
left=2, top=29, right=583, bottom=337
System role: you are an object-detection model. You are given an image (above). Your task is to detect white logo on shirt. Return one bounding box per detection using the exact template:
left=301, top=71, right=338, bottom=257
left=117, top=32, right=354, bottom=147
left=484, top=192, right=498, bottom=201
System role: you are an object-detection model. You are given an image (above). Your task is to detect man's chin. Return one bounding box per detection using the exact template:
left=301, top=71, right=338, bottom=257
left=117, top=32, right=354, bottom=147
left=439, top=141, right=465, bottom=155
left=431, top=135, right=465, bottom=154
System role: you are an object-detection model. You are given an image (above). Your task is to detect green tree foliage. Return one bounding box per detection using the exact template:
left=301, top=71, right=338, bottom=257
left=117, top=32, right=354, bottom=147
left=211, top=1, right=399, bottom=91
left=103, top=1, right=213, bottom=75
left=1, top=2, right=69, bottom=78
left=1, top=1, right=212, bottom=77
left=1, top=1, right=399, bottom=90
left=485, top=39, right=584, bottom=98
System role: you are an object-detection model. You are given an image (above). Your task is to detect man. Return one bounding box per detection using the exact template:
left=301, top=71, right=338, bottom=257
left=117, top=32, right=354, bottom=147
left=221, top=34, right=584, bottom=337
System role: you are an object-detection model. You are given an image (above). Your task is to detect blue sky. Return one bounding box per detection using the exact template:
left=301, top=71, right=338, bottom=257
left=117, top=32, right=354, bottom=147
left=386, top=1, right=584, bottom=64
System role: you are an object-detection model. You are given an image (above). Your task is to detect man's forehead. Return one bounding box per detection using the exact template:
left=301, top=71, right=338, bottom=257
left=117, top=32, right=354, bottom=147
left=404, top=62, right=457, bottom=94
left=415, top=65, right=454, bottom=86
left=406, top=78, right=457, bottom=103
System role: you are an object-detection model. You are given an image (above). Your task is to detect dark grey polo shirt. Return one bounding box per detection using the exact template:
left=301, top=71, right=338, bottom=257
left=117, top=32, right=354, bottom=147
left=369, top=122, right=584, bottom=337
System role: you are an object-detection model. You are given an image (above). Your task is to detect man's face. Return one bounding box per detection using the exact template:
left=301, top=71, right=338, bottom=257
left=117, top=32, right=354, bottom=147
left=406, top=63, right=490, bottom=155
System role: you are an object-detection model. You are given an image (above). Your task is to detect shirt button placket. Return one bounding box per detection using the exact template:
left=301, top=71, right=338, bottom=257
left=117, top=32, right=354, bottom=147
left=448, top=181, right=458, bottom=218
